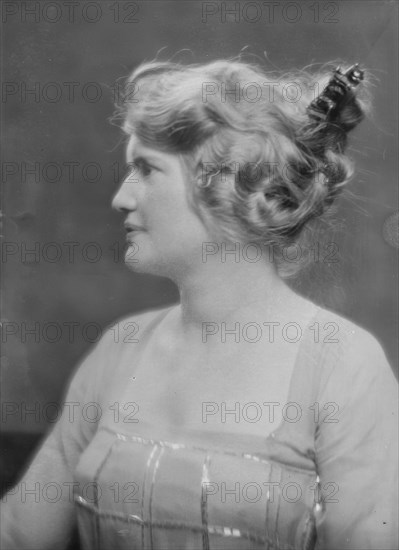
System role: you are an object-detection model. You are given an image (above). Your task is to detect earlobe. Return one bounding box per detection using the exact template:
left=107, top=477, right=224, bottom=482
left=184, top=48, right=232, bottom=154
left=192, top=169, right=208, bottom=188
left=195, top=173, right=209, bottom=188
left=195, top=170, right=222, bottom=189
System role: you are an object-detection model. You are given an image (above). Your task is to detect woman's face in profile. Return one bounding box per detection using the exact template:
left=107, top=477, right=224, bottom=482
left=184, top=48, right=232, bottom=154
left=112, top=134, right=212, bottom=278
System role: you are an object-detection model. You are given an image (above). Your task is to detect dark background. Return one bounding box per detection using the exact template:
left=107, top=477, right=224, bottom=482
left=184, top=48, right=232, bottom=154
left=1, top=0, right=398, bottom=491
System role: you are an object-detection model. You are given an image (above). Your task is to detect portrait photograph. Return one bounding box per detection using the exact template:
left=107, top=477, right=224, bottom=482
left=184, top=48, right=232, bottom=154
left=1, top=1, right=398, bottom=549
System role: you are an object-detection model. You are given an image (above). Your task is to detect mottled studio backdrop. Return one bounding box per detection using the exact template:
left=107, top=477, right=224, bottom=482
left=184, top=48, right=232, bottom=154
left=1, top=0, right=398, bottom=436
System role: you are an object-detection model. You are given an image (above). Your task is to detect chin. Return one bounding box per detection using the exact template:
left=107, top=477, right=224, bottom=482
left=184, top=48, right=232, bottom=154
left=125, top=251, right=153, bottom=274
left=124, top=247, right=193, bottom=282
left=124, top=248, right=168, bottom=278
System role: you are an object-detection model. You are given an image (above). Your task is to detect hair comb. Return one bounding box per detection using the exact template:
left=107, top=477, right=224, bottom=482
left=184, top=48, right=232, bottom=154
left=307, top=64, right=364, bottom=122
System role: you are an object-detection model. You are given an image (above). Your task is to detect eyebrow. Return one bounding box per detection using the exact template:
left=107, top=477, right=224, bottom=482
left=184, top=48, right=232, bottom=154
left=126, top=152, right=164, bottom=167
left=124, top=132, right=168, bottom=167
left=126, top=141, right=167, bottom=166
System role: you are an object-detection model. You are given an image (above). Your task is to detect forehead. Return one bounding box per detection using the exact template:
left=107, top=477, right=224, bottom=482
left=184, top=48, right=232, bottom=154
left=125, top=134, right=188, bottom=170
left=125, top=135, right=163, bottom=160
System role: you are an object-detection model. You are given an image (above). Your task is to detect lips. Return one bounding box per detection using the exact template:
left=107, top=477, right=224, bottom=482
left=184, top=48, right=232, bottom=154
left=124, top=222, right=145, bottom=233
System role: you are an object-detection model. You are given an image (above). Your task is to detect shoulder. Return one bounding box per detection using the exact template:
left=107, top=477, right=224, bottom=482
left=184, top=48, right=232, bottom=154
left=311, top=306, right=384, bottom=357
left=102, top=303, right=178, bottom=349
left=98, top=303, right=178, bottom=368
left=312, top=306, right=390, bottom=369
left=307, top=306, right=397, bottom=406
left=67, top=304, right=178, bottom=396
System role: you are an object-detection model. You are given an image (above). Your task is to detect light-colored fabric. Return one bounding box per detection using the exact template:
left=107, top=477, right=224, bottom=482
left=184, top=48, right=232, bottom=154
left=1, top=305, right=397, bottom=549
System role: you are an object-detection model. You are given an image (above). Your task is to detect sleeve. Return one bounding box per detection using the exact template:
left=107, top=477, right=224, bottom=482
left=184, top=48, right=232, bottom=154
left=314, top=329, right=398, bottom=550
left=51, top=325, right=118, bottom=472
left=0, top=326, right=117, bottom=550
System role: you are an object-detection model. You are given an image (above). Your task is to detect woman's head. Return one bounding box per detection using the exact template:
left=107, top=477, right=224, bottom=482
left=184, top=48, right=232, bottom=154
left=114, top=57, right=370, bottom=277
left=112, top=134, right=217, bottom=279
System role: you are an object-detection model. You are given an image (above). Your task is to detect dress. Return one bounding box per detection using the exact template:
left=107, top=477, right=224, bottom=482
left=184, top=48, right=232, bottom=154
left=1, top=304, right=397, bottom=550
left=48, top=304, right=397, bottom=550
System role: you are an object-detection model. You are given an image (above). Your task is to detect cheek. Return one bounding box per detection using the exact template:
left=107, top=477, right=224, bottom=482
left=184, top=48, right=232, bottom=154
left=145, top=183, right=210, bottom=246
left=147, top=189, right=192, bottom=231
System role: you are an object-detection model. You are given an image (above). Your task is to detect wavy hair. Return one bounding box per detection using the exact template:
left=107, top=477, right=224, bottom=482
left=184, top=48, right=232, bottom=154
left=114, top=58, right=371, bottom=276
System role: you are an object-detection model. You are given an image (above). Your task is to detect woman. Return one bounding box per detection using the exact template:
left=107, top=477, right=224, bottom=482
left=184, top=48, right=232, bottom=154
left=1, top=58, right=397, bottom=549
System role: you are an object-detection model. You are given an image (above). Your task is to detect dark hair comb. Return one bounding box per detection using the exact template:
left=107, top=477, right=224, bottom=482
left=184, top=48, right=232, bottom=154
left=307, top=64, right=364, bottom=122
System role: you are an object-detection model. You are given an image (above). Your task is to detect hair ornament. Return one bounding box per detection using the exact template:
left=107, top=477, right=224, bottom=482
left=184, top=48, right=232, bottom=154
left=321, top=162, right=331, bottom=185
left=307, top=64, right=364, bottom=122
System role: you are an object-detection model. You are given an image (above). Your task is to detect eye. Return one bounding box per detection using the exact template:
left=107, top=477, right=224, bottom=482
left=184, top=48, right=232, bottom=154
left=134, top=158, right=154, bottom=178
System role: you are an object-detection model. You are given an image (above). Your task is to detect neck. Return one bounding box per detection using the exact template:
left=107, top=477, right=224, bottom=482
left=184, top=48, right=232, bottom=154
left=173, top=252, right=297, bottom=332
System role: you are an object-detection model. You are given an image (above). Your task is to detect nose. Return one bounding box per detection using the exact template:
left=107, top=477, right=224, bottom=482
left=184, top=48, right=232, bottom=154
left=111, top=176, right=138, bottom=213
